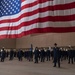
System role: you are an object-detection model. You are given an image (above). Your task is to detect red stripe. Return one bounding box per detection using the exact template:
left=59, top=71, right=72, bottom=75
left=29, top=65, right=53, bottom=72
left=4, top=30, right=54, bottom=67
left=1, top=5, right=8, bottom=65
left=53, top=2, right=75, bottom=10
left=0, top=15, right=75, bottom=31
left=22, top=0, right=25, bottom=2
left=0, top=27, right=75, bottom=39
left=21, top=1, right=75, bottom=10
left=21, top=0, right=49, bottom=9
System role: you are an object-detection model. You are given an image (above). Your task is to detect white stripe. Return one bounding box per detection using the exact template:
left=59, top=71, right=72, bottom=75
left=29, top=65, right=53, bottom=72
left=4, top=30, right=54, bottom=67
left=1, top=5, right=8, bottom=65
left=52, top=0, right=75, bottom=5
left=0, top=21, right=75, bottom=35
left=22, top=0, right=36, bottom=6
left=23, top=0, right=75, bottom=6
left=0, top=0, right=75, bottom=20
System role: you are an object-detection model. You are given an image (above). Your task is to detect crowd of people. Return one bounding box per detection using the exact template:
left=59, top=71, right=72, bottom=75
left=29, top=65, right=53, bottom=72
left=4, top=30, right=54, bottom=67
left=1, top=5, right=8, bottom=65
left=0, top=44, right=75, bottom=68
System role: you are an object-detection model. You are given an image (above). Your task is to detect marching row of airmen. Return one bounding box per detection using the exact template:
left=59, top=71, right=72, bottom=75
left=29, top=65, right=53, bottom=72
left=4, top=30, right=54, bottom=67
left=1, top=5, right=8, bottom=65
left=0, top=44, right=75, bottom=68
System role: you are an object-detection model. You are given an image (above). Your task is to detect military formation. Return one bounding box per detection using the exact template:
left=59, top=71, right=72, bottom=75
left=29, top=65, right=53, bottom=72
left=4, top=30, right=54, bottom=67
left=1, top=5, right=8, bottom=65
left=0, top=44, right=75, bottom=68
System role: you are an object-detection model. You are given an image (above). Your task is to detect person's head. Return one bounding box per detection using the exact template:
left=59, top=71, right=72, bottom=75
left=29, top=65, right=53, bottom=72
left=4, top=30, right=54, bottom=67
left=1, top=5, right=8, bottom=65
left=35, top=47, right=38, bottom=50
left=54, top=43, right=57, bottom=47
left=2, top=47, right=4, bottom=50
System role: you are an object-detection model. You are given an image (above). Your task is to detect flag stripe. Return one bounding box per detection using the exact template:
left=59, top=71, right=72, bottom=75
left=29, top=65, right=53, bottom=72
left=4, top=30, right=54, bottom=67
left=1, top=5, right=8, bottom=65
left=0, top=20, right=75, bottom=33
left=0, top=26, right=75, bottom=35
left=22, top=1, right=75, bottom=10
left=22, top=0, right=75, bottom=6
left=0, top=27, right=75, bottom=39
left=0, top=15, right=75, bottom=31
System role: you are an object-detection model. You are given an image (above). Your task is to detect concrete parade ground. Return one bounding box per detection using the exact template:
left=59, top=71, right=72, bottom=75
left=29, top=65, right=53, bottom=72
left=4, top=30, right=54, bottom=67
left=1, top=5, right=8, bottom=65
left=0, top=58, right=75, bottom=75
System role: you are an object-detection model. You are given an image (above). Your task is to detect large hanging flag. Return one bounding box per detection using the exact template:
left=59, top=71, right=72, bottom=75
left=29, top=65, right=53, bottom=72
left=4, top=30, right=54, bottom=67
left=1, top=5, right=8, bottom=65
left=0, top=0, right=75, bottom=39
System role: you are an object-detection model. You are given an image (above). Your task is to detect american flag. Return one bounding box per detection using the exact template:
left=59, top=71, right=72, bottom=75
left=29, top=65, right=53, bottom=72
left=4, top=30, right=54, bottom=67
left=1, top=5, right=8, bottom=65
left=0, top=0, right=75, bottom=39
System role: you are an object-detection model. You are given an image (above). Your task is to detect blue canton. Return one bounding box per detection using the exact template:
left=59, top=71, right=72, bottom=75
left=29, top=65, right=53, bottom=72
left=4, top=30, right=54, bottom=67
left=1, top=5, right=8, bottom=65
left=0, top=0, right=21, bottom=17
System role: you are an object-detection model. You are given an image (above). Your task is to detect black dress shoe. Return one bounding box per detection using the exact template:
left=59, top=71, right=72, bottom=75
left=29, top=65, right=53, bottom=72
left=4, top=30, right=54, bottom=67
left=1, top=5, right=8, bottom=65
left=58, top=66, right=60, bottom=68
left=53, top=66, right=56, bottom=67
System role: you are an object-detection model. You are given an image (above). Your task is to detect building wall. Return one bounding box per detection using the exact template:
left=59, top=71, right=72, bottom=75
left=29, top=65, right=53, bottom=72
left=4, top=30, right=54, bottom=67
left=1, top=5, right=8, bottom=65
left=0, top=33, right=75, bottom=49
left=0, top=39, right=16, bottom=49
left=16, top=32, right=75, bottom=48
